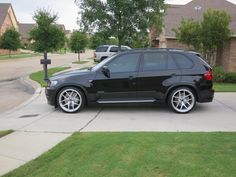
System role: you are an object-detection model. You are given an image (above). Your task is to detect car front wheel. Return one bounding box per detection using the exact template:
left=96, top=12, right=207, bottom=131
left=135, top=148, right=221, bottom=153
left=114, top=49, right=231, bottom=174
left=57, top=87, right=85, bottom=113
left=168, top=87, right=196, bottom=114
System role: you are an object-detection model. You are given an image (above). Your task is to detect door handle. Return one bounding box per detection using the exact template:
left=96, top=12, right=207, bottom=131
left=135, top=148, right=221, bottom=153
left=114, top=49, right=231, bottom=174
left=171, top=73, right=177, bottom=77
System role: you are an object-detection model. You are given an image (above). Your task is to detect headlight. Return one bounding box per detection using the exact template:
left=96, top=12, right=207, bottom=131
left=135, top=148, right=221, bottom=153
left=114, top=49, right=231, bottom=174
left=49, top=80, right=58, bottom=87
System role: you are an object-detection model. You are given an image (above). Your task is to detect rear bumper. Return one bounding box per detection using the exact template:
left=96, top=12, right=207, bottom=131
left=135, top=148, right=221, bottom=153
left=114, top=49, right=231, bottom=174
left=197, top=89, right=214, bottom=103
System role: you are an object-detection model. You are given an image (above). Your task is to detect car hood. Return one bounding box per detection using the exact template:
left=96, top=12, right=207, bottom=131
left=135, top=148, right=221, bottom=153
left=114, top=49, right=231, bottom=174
left=50, top=69, right=90, bottom=80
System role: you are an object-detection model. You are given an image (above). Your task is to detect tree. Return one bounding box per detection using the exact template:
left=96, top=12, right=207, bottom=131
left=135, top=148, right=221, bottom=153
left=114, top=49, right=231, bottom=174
left=89, top=32, right=107, bottom=49
left=0, top=28, right=21, bottom=56
left=30, top=9, right=65, bottom=81
left=173, top=19, right=201, bottom=50
left=75, top=0, right=165, bottom=50
left=201, top=9, right=231, bottom=65
left=30, top=9, right=65, bottom=53
left=174, top=9, right=231, bottom=66
left=69, top=31, right=88, bottom=61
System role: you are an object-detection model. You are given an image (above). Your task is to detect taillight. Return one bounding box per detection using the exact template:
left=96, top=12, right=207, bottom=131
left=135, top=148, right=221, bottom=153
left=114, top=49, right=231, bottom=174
left=204, top=70, right=213, bottom=81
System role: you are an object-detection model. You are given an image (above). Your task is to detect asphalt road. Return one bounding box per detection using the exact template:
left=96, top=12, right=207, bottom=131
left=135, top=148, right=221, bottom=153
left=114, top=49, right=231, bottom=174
left=0, top=51, right=93, bottom=113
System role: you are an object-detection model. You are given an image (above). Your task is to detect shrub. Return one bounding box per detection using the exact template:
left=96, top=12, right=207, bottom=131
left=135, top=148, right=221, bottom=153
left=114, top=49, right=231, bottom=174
left=213, top=66, right=226, bottom=82
left=225, top=72, right=236, bottom=83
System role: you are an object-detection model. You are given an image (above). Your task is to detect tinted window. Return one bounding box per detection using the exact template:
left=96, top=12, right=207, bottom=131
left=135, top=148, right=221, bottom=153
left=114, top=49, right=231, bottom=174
left=96, top=46, right=108, bottom=52
left=168, top=55, right=178, bottom=70
left=109, top=47, right=118, bottom=52
left=107, top=53, right=140, bottom=73
left=143, top=52, right=167, bottom=71
left=171, top=53, right=193, bottom=69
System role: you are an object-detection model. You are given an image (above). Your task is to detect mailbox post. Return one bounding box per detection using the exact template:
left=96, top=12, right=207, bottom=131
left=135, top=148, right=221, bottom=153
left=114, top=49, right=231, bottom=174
left=40, top=52, right=51, bottom=81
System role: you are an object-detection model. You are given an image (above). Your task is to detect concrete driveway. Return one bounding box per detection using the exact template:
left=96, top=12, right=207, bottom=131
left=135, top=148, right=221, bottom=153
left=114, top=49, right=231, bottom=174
left=0, top=92, right=236, bottom=132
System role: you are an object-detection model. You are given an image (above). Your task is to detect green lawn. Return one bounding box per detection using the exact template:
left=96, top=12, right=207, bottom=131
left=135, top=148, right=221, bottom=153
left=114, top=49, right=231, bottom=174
left=214, top=83, right=236, bottom=92
left=0, top=130, right=13, bottom=138
left=4, top=133, right=236, bottom=177
left=29, top=67, right=70, bottom=87
left=0, top=53, right=41, bottom=60
left=72, top=61, right=89, bottom=64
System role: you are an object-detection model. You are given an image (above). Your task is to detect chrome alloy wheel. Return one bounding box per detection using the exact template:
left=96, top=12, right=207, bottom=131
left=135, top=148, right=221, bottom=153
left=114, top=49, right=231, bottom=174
left=171, top=89, right=195, bottom=113
left=58, top=88, right=82, bottom=113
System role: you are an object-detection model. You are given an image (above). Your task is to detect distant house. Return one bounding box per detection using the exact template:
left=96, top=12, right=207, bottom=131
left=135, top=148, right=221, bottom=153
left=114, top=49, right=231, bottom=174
left=0, top=3, right=19, bottom=54
left=0, top=3, right=18, bottom=36
left=150, top=0, right=236, bottom=72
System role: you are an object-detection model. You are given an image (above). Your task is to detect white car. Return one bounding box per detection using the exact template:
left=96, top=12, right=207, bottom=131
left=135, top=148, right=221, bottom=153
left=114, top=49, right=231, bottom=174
left=94, top=45, right=131, bottom=62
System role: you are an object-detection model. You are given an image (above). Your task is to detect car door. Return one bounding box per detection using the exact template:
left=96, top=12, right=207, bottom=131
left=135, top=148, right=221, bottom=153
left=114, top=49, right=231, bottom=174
left=93, top=52, right=141, bottom=101
left=137, top=52, right=181, bottom=100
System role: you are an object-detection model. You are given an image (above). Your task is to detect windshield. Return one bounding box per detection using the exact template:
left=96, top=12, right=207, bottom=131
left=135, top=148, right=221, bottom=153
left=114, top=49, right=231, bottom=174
left=91, top=54, right=117, bottom=71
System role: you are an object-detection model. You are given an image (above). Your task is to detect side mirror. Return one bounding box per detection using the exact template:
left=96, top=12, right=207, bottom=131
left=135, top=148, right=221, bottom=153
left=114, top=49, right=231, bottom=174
left=102, top=66, right=110, bottom=78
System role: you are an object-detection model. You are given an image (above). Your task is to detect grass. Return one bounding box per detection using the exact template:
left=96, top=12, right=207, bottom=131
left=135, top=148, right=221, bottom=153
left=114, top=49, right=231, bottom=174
left=4, top=132, right=236, bottom=177
left=214, top=83, right=236, bottom=92
left=0, top=53, right=41, bottom=60
left=72, top=61, right=89, bottom=64
left=0, top=130, right=13, bottom=138
left=29, top=67, right=71, bottom=87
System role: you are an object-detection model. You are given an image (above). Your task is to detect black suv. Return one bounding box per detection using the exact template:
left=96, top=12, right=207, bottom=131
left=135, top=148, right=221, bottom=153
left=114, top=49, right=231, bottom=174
left=46, top=49, right=214, bottom=114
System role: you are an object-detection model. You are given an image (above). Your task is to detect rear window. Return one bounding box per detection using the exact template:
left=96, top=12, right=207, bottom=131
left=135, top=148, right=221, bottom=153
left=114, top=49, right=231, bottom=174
left=171, top=53, right=193, bottom=69
left=96, top=46, right=108, bottom=52
left=121, top=47, right=130, bottom=51
left=196, top=55, right=211, bottom=69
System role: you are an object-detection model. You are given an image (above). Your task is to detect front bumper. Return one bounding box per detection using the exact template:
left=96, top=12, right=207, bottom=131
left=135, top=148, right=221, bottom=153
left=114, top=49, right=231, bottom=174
left=45, top=87, right=57, bottom=106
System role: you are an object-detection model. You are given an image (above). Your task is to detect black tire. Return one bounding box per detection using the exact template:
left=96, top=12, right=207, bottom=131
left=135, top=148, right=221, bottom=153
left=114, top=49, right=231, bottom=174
left=168, top=87, right=196, bottom=114
left=57, top=87, right=85, bottom=113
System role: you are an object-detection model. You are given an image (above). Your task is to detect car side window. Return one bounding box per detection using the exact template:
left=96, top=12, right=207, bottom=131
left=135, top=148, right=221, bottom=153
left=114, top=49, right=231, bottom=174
left=167, top=55, right=178, bottom=70
left=171, top=53, right=193, bottom=69
left=107, top=53, right=140, bottom=73
left=96, top=46, right=108, bottom=52
left=142, top=52, right=167, bottom=71
left=109, top=47, right=118, bottom=52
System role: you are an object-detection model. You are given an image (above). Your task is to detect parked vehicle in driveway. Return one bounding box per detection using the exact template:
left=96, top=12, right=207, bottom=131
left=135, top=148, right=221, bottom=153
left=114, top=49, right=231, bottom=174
left=46, top=48, right=214, bottom=114
left=94, top=45, right=131, bottom=62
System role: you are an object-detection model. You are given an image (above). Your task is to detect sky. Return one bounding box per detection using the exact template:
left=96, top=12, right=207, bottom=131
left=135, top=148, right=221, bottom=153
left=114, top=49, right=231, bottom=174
left=2, top=0, right=236, bottom=31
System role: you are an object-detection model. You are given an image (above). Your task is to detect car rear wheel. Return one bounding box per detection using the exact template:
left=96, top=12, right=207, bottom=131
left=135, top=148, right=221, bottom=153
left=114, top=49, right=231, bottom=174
left=57, top=87, right=85, bottom=113
left=168, top=87, right=196, bottom=113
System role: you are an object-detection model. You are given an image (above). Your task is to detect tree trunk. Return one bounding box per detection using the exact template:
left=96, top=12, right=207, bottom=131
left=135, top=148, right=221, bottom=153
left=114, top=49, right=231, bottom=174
left=78, top=51, right=80, bottom=62
left=118, top=36, right=122, bottom=52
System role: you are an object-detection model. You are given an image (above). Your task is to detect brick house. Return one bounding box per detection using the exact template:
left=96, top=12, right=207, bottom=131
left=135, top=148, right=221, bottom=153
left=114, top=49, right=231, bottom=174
left=150, top=0, right=236, bottom=72
left=0, top=3, right=19, bottom=55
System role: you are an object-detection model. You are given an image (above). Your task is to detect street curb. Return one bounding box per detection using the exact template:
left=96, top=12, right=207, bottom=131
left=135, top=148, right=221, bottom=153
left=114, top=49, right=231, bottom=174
left=0, top=77, right=42, bottom=118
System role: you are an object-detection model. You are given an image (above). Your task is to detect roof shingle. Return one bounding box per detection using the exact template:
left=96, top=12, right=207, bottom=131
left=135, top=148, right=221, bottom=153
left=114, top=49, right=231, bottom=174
left=0, top=3, right=11, bottom=27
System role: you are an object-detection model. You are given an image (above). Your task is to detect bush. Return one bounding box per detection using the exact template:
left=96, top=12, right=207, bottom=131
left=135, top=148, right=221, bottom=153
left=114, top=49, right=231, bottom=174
left=213, top=66, right=226, bottom=82
left=225, top=72, right=236, bottom=83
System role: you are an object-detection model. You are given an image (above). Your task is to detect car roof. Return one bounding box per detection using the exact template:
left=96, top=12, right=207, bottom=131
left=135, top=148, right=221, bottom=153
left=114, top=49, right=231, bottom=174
left=98, top=45, right=130, bottom=48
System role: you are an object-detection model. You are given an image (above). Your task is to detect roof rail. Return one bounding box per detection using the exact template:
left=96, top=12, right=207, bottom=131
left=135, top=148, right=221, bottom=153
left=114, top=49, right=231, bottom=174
left=131, top=48, right=185, bottom=51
